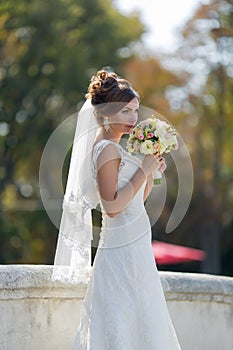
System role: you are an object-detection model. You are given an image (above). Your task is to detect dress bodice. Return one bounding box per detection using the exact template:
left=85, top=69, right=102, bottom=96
left=92, top=139, right=150, bottom=248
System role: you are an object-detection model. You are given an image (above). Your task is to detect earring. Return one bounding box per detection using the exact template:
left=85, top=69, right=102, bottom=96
left=104, top=117, right=110, bottom=132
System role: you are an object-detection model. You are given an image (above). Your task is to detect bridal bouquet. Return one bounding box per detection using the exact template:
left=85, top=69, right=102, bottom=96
left=127, top=115, right=178, bottom=184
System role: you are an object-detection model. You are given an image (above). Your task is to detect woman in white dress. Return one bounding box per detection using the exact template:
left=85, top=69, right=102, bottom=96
left=53, top=70, right=181, bottom=349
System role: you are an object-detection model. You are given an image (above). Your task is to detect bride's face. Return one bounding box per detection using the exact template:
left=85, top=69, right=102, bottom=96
left=109, top=97, right=139, bottom=135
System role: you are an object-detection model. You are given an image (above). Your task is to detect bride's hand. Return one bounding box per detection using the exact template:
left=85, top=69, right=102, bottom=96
left=142, top=153, right=166, bottom=176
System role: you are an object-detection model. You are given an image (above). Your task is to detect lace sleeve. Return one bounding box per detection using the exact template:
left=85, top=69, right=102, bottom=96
left=92, top=140, right=125, bottom=179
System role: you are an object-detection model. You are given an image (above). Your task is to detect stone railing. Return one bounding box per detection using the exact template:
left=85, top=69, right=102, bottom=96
left=0, top=265, right=232, bottom=350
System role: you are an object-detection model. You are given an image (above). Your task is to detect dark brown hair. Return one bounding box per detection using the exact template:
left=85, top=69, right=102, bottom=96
left=86, top=70, right=139, bottom=123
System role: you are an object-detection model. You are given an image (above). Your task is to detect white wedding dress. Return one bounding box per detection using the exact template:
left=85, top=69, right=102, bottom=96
left=73, top=139, right=181, bottom=350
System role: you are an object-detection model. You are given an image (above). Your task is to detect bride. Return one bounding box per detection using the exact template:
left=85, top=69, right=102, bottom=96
left=53, top=70, right=181, bottom=349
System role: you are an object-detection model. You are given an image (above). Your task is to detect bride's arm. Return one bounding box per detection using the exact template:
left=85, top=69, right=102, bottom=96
left=96, top=144, right=160, bottom=218
left=143, top=174, right=153, bottom=202
left=143, top=159, right=167, bottom=202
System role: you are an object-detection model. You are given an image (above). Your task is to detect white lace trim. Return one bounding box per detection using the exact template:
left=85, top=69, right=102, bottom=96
left=60, top=231, right=90, bottom=254
left=91, top=139, right=126, bottom=179
left=63, top=191, right=92, bottom=218
left=52, top=265, right=92, bottom=285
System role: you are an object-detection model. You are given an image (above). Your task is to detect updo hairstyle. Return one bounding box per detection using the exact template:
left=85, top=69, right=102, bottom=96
left=86, top=70, right=139, bottom=125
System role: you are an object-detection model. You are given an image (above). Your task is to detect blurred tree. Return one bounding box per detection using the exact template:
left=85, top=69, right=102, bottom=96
left=163, top=0, right=233, bottom=274
left=0, top=0, right=144, bottom=263
left=121, top=57, right=182, bottom=116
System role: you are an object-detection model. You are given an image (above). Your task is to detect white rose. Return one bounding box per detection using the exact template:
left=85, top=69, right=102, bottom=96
left=155, top=122, right=167, bottom=139
left=140, top=140, right=154, bottom=154
left=165, top=135, right=177, bottom=148
left=160, top=134, right=177, bottom=149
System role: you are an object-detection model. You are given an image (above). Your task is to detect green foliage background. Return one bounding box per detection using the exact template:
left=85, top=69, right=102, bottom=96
left=0, top=0, right=144, bottom=263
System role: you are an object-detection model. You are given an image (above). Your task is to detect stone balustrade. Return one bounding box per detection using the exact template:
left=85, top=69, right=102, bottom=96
left=0, top=265, right=232, bottom=350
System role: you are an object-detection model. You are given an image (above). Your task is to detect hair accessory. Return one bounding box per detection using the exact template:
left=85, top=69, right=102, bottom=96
left=104, top=117, right=110, bottom=132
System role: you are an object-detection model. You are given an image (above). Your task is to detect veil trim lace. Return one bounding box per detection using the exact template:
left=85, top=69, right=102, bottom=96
left=52, top=99, right=99, bottom=284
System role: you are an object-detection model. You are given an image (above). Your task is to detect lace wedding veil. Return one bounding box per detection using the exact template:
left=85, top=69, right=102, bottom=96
left=52, top=98, right=99, bottom=284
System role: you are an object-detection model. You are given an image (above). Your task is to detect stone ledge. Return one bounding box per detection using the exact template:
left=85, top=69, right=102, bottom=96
left=0, top=265, right=86, bottom=300
left=1, top=265, right=233, bottom=350
left=160, top=271, right=233, bottom=304
left=0, top=265, right=232, bottom=304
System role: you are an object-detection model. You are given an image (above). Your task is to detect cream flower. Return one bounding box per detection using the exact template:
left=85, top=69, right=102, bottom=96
left=154, top=121, right=167, bottom=139
left=164, top=135, right=177, bottom=148
left=149, top=118, right=158, bottom=129
left=140, top=140, right=154, bottom=154
left=158, top=133, right=177, bottom=152
left=126, top=140, right=134, bottom=153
